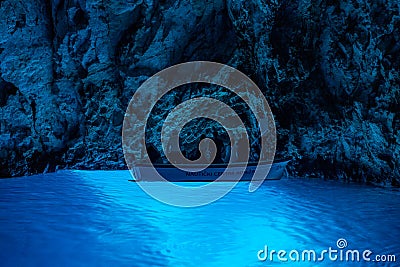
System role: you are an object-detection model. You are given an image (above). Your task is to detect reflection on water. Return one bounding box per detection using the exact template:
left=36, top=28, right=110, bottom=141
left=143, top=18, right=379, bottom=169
left=0, top=171, right=399, bottom=266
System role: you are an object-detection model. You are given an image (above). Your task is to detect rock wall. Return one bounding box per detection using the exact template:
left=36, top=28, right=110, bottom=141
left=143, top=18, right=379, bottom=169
left=0, top=0, right=399, bottom=185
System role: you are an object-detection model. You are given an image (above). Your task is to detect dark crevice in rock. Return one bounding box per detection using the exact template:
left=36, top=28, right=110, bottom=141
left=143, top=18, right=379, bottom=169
left=44, top=0, right=56, bottom=41
left=71, top=7, right=89, bottom=30
left=0, top=78, right=18, bottom=107
left=29, top=97, right=37, bottom=134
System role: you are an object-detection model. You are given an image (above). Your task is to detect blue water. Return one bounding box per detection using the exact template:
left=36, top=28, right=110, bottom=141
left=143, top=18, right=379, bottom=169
left=0, top=171, right=399, bottom=266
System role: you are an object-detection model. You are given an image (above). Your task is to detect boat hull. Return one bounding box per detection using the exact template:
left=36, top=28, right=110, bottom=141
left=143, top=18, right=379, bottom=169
left=132, top=161, right=289, bottom=182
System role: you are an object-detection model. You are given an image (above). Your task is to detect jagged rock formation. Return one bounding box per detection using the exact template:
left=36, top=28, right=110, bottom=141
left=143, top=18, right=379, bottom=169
left=0, top=0, right=399, bottom=186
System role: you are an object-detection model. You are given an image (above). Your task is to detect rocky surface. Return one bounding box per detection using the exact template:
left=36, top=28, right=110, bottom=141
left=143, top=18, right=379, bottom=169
left=0, top=0, right=399, bottom=186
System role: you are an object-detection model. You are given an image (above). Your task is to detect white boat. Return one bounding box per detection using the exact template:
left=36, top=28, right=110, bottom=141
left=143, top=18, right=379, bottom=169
left=131, top=160, right=289, bottom=182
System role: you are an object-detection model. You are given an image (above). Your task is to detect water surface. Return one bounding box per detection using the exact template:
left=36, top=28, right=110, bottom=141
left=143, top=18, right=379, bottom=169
left=0, top=171, right=399, bottom=266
